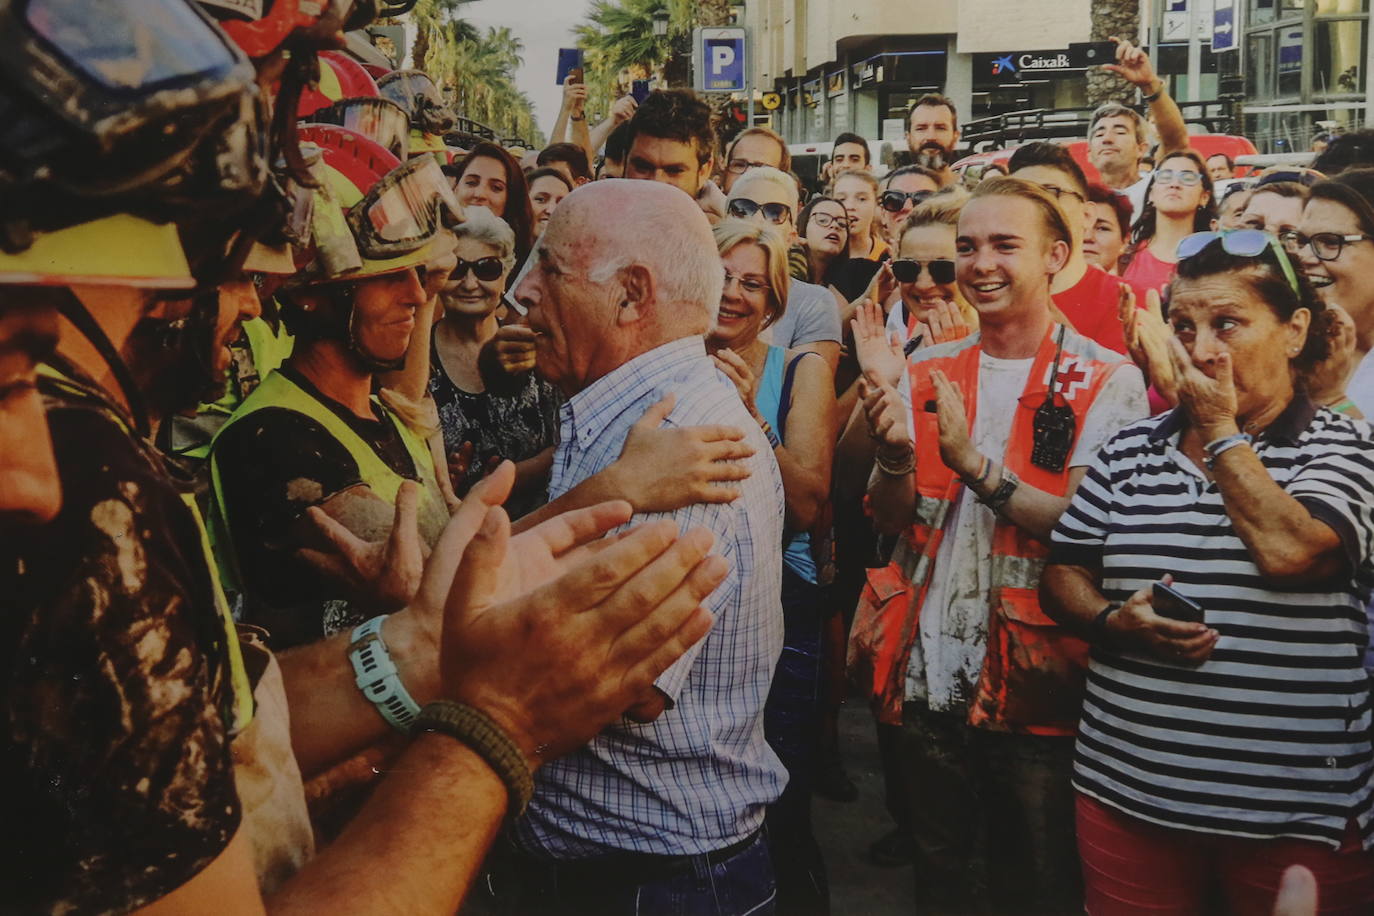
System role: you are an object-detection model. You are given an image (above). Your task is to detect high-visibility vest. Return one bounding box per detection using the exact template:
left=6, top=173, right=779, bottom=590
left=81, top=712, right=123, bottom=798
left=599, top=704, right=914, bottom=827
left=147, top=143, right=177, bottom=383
left=849, top=323, right=1130, bottom=733
left=208, top=368, right=448, bottom=596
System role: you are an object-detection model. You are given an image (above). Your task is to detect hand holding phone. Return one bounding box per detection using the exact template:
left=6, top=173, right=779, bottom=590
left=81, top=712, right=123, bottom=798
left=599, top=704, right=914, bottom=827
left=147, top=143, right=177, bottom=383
left=1151, top=582, right=1205, bottom=624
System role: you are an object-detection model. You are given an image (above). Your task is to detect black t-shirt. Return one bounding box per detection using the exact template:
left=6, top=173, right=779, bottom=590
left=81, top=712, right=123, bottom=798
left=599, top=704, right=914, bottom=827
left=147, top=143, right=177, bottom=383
left=0, top=366, right=239, bottom=914
left=213, top=366, right=419, bottom=648
left=826, top=254, right=886, bottom=303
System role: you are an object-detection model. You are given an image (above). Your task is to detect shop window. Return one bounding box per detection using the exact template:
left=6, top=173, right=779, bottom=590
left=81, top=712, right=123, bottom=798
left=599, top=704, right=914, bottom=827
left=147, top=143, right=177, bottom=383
left=1246, top=31, right=1274, bottom=96
left=1251, top=0, right=1277, bottom=25
left=1314, top=18, right=1367, bottom=94
left=1316, top=0, right=1368, bottom=13
left=1277, top=26, right=1305, bottom=95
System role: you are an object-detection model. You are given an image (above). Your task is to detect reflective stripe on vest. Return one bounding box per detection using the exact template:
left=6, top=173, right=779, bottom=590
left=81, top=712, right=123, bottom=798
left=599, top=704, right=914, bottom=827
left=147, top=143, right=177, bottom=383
left=207, top=368, right=443, bottom=594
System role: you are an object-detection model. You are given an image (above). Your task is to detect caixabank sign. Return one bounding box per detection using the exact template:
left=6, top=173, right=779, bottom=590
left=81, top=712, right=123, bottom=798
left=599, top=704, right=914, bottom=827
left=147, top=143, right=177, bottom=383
left=974, top=49, right=1084, bottom=84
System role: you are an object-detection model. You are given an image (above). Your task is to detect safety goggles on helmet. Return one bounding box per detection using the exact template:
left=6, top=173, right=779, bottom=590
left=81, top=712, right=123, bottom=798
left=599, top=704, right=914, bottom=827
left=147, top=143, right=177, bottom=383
left=347, top=154, right=463, bottom=258
left=1176, top=229, right=1301, bottom=295
left=311, top=97, right=410, bottom=161
left=378, top=69, right=455, bottom=134
left=0, top=0, right=266, bottom=252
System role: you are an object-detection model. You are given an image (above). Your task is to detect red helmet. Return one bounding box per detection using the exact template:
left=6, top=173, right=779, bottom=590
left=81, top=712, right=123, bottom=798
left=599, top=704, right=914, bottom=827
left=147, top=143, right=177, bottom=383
left=297, top=50, right=380, bottom=119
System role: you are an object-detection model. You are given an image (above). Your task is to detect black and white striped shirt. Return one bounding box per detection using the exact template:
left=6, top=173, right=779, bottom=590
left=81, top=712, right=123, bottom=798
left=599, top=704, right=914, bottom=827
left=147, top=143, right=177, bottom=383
left=1049, top=396, right=1374, bottom=849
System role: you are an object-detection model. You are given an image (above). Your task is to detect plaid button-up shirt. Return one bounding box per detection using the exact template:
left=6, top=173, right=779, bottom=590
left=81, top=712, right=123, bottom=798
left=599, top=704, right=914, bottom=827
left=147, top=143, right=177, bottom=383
left=513, top=336, right=788, bottom=858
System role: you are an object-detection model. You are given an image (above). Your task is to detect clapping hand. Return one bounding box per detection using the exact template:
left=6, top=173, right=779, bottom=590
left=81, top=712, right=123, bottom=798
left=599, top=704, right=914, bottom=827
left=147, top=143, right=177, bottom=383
left=858, top=372, right=910, bottom=453
left=851, top=299, right=905, bottom=387
left=1120, top=285, right=1179, bottom=404
left=923, top=299, right=971, bottom=345
left=931, top=369, right=978, bottom=477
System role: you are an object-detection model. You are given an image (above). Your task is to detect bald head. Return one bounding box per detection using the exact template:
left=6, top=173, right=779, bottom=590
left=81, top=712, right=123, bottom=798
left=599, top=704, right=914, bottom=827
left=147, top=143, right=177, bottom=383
left=544, top=179, right=723, bottom=333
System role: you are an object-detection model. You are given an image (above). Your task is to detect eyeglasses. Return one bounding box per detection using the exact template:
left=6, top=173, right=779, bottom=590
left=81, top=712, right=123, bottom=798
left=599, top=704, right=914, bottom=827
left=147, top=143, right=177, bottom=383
left=1279, top=229, right=1374, bottom=262
left=727, top=198, right=793, bottom=225
left=1154, top=168, right=1204, bottom=187
left=726, top=158, right=773, bottom=175
left=452, top=256, right=505, bottom=282
left=723, top=270, right=769, bottom=295
left=890, top=258, right=955, bottom=284
left=879, top=189, right=933, bottom=213
left=1038, top=184, right=1085, bottom=203
left=1176, top=229, right=1300, bottom=295
left=807, top=211, right=847, bottom=230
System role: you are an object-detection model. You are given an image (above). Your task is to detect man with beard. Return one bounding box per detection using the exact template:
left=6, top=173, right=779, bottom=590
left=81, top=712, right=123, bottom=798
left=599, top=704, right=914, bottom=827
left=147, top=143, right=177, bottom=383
left=906, top=94, right=961, bottom=187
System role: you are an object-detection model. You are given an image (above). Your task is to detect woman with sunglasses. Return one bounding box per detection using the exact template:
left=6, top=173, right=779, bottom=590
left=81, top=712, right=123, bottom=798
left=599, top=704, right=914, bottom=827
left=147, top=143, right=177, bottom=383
left=1043, top=229, right=1374, bottom=915
left=1120, top=150, right=1217, bottom=302
left=1292, top=168, right=1374, bottom=418
left=708, top=219, right=837, bottom=916
left=427, top=208, right=560, bottom=519
left=881, top=189, right=977, bottom=348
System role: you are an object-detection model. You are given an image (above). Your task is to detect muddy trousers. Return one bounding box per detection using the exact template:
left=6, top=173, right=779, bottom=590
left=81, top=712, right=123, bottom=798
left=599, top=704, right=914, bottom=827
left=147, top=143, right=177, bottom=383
left=891, top=702, right=1081, bottom=916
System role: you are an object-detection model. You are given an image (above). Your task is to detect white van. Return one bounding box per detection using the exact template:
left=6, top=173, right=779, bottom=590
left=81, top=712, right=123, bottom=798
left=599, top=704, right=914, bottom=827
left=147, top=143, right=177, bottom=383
left=786, top=139, right=895, bottom=197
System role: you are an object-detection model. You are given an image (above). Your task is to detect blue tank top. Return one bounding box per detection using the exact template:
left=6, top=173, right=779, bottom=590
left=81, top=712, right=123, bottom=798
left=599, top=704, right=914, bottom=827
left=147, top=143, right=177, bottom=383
left=755, top=345, right=818, bottom=584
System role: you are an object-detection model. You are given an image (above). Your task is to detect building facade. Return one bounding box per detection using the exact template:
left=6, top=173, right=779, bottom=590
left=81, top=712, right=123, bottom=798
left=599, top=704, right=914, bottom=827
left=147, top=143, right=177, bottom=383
left=744, top=0, right=1372, bottom=153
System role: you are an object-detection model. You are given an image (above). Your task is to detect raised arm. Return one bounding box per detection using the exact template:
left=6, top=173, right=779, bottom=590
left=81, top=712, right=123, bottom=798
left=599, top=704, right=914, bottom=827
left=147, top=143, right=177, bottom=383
left=1104, top=36, right=1188, bottom=159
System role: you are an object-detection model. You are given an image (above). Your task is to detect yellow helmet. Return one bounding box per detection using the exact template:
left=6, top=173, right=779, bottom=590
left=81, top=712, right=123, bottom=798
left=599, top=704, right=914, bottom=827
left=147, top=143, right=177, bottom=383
left=0, top=215, right=193, bottom=289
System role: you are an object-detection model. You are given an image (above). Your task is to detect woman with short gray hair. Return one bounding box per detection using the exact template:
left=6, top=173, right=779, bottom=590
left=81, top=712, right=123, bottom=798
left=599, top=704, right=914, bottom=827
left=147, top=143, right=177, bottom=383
left=428, top=207, right=559, bottom=517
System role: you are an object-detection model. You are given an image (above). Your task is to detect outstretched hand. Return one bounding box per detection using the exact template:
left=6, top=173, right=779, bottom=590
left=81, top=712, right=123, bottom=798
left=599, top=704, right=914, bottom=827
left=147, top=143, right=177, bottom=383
left=299, top=481, right=427, bottom=612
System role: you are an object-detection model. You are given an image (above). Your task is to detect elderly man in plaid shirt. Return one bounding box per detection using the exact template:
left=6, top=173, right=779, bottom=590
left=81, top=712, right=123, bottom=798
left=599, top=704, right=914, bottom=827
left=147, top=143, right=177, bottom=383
left=480, top=178, right=788, bottom=916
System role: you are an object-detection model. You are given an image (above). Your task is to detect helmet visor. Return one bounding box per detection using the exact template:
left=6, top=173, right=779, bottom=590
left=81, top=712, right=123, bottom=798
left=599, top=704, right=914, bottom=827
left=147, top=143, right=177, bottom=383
left=26, top=0, right=240, bottom=91
left=320, top=98, right=410, bottom=162
left=349, top=155, right=463, bottom=257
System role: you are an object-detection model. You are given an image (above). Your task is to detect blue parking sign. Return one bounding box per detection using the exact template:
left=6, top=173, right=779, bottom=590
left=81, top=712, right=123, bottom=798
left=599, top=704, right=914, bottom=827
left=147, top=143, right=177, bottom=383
left=695, top=27, right=747, bottom=93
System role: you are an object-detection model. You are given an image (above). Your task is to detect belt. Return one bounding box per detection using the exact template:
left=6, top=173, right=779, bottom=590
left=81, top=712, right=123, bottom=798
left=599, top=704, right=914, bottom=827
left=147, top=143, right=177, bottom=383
left=507, top=827, right=765, bottom=887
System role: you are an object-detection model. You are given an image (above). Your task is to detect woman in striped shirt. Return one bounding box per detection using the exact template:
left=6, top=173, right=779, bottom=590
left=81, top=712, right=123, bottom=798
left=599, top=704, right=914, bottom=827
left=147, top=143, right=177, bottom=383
left=1041, top=230, right=1374, bottom=915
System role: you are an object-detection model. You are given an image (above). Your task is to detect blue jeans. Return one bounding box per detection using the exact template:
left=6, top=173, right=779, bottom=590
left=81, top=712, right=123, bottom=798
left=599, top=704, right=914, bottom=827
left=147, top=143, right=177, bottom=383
left=479, top=832, right=777, bottom=916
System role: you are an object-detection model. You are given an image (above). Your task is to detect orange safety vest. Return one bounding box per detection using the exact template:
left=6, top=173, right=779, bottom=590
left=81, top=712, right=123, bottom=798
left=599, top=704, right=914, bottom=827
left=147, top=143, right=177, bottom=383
left=849, top=323, right=1130, bottom=732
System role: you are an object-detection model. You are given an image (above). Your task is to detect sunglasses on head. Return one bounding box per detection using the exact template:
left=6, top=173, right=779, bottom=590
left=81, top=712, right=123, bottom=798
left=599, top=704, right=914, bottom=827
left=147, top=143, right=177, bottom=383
left=891, top=258, right=955, bottom=284
left=1176, top=229, right=1300, bottom=295
left=452, top=256, right=505, bottom=282
left=727, top=198, right=793, bottom=225
left=879, top=189, right=933, bottom=213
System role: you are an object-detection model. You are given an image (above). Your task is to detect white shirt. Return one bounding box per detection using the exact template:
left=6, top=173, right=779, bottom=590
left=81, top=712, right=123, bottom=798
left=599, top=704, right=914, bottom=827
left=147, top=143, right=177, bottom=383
left=895, top=351, right=1148, bottom=709
left=1349, top=348, right=1374, bottom=417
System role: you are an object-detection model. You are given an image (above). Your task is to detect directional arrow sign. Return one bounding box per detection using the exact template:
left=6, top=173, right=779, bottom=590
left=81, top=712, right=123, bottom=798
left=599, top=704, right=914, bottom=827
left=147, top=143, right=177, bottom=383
left=1214, top=0, right=1239, bottom=52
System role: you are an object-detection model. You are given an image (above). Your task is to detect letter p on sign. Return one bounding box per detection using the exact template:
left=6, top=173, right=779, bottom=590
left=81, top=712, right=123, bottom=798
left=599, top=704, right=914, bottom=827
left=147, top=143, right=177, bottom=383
left=697, top=29, right=747, bottom=92
left=713, top=44, right=736, bottom=73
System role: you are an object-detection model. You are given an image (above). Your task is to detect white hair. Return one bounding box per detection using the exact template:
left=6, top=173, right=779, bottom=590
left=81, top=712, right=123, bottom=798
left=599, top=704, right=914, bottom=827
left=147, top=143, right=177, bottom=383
left=727, top=165, right=800, bottom=211
left=451, top=206, right=517, bottom=270
left=574, top=181, right=723, bottom=332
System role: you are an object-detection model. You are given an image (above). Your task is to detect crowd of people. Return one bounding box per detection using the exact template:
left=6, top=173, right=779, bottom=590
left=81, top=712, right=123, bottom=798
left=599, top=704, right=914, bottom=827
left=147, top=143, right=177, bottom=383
left=1, top=3, right=1373, bottom=915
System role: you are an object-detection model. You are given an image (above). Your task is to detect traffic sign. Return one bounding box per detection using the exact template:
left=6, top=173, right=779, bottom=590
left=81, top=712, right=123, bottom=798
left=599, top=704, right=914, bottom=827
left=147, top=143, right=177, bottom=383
left=694, top=27, right=747, bottom=93
left=1213, top=0, right=1238, bottom=52
left=760, top=91, right=781, bottom=111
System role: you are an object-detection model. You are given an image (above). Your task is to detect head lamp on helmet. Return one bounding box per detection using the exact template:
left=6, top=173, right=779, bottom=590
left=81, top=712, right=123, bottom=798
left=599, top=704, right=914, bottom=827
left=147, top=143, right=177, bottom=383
left=0, top=0, right=268, bottom=254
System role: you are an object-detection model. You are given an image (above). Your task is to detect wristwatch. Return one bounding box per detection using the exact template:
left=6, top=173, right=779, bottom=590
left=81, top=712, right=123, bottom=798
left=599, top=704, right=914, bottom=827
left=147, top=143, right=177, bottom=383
left=349, top=615, right=422, bottom=731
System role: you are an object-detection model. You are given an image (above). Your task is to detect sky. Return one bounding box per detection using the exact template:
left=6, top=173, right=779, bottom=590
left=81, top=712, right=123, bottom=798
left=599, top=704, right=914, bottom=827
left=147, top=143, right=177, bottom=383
left=457, top=0, right=595, bottom=139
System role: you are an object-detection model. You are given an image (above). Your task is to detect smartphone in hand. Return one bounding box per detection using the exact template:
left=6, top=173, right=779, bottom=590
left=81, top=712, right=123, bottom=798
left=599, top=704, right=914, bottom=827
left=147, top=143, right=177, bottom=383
left=1152, top=582, right=1205, bottom=624
left=631, top=79, right=651, bottom=104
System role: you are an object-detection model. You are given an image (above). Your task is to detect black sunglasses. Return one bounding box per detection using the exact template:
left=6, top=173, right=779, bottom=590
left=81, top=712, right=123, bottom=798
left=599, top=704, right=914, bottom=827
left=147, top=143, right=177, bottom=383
left=891, top=258, right=955, bottom=284
left=879, top=189, right=933, bottom=213
left=727, top=198, right=793, bottom=225
left=452, top=256, right=505, bottom=282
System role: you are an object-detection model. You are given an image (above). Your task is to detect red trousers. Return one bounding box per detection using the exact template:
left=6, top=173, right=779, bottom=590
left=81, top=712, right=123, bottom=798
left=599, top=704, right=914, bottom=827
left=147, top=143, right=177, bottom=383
left=1076, top=793, right=1374, bottom=915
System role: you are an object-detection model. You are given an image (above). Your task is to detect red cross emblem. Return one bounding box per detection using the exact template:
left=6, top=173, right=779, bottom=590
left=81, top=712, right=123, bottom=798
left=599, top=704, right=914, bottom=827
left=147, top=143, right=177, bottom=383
left=1044, top=357, right=1092, bottom=400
